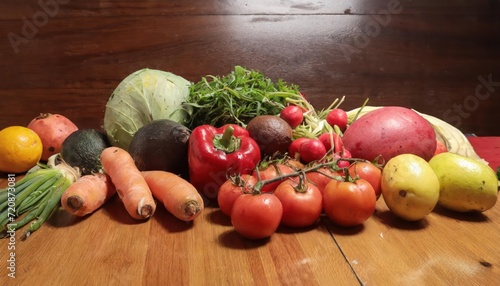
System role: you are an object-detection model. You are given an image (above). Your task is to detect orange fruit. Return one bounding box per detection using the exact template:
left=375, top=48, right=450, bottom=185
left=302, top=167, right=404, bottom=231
left=0, top=126, right=43, bottom=173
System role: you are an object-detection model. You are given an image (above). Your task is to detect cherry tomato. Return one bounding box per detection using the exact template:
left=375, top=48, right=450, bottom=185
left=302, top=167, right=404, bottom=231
left=274, top=179, right=323, bottom=228
left=288, top=137, right=310, bottom=160
left=348, top=162, right=382, bottom=198
left=280, top=105, right=304, bottom=129
left=252, top=163, right=296, bottom=193
left=433, top=140, right=447, bottom=156
left=326, top=108, right=348, bottom=131
left=306, top=167, right=341, bottom=195
left=323, top=179, right=376, bottom=227
left=218, top=174, right=258, bottom=216
left=300, top=139, right=327, bottom=163
left=231, top=193, right=283, bottom=239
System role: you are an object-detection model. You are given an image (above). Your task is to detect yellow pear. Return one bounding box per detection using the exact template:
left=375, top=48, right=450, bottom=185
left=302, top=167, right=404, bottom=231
left=381, top=154, right=440, bottom=221
left=429, top=152, right=498, bottom=212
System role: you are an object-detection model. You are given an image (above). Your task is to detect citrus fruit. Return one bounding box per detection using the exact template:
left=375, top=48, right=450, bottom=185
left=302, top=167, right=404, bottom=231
left=429, top=152, right=498, bottom=212
left=381, top=154, right=440, bottom=221
left=0, top=126, right=43, bottom=173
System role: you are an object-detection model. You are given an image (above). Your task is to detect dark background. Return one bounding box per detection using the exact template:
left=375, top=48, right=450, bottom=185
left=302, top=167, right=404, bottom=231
left=1, top=0, right=499, bottom=135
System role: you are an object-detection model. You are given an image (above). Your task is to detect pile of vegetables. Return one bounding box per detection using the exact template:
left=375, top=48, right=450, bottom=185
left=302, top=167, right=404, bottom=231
left=1, top=65, right=497, bottom=242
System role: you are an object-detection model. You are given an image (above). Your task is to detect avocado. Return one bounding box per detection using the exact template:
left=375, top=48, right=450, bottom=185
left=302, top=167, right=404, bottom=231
left=128, top=119, right=191, bottom=179
left=246, top=115, right=293, bottom=158
left=60, top=129, right=110, bottom=175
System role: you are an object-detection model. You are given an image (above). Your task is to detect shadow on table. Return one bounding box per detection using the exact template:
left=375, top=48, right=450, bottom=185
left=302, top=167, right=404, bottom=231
left=372, top=209, right=429, bottom=230
left=431, top=205, right=490, bottom=223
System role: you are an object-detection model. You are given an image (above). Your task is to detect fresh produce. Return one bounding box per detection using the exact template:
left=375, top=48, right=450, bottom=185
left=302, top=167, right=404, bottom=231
left=61, top=173, right=116, bottom=217
left=27, top=113, right=78, bottom=161
left=381, top=154, right=440, bottom=221
left=188, top=124, right=261, bottom=199
left=346, top=106, right=486, bottom=163
left=0, top=126, right=43, bottom=174
left=142, top=171, right=204, bottom=221
left=252, top=161, right=296, bottom=193
left=128, top=119, right=191, bottom=178
left=246, top=115, right=294, bottom=158
left=429, top=152, right=498, bottom=212
left=342, top=106, right=437, bottom=163
left=217, top=174, right=257, bottom=216
left=288, top=137, right=310, bottom=160
left=433, top=140, right=447, bottom=156
left=318, top=132, right=343, bottom=153
left=100, top=147, right=156, bottom=220
left=184, top=66, right=303, bottom=129
left=280, top=105, right=304, bottom=128
left=231, top=193, right=283, bottom=240
left=0, top=154, right=79, bottom=239
left=348, top=161, right=382, bottom=198
left=60, top=129, right=110, bottom=175
left=103, top=68, right=191, bottom=150
left=323, top=177, right=377, bottom=227
left=305, top=167, right=341, bottom=195
left=299, top=139, right=327, bottom=163
left=273, top=179, right=323, bottom=228
left=326, top=108, right=348, bottom=132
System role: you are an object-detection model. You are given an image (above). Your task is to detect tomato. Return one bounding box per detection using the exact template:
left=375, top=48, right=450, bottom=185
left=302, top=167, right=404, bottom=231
left=306, top=167, right=341, bottom=195
left=300, top=139, right=327, bottom=163
left=231, top=193, right=283, bottom=239
left=252, top=163, right=296, bottom=193
left=280, top=105, right=304, bottom=129
left=274, top=179, right=323, bottom=228
left=217, top=174, right=258, bottom=216
left=348, top=161, right=382, bottom=198
left=433, top=140, right=447, bottom=156
left=326, top=108, right=348, bottom=131
left=323, top=179, right=376, bottom=227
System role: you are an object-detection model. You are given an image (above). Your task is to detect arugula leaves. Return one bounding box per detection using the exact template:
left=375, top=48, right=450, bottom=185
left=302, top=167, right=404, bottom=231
left=184, top=66, right=302, bottom=129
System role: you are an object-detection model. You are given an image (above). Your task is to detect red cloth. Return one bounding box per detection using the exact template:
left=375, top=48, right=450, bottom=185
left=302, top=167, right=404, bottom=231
left=468, top=137, right=500, bottom=171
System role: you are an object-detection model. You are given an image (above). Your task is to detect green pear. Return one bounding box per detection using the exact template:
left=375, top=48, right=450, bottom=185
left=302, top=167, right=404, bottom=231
left=429, top=152, right=498, bottom=212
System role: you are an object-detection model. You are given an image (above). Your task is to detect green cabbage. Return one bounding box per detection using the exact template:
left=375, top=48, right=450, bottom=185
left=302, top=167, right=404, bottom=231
left=103, top=68, right=191, bottom=150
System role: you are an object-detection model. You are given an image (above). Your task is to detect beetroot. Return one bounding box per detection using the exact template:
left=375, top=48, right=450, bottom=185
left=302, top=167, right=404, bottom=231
left=342, top=106, right=436, bottom=163
left=27, top=113, right=79, bottom=161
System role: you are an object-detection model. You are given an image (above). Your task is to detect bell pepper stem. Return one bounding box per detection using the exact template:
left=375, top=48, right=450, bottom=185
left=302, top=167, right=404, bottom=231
left=213, top=125, right=240, bottom=153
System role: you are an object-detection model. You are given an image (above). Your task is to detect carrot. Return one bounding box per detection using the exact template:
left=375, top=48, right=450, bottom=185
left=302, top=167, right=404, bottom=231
left=142, top=171, right=204, bottom=221
left=100, top=147, right=156, bottom=220
left=61, top=173, right=116, bottom=217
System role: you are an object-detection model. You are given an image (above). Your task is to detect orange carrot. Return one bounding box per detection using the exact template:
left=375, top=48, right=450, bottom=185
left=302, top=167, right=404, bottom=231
left=142, top=171, right=204, bottom=221
left=100, top=147, right=156, bottom=220
left=61, top=173, right=116, bottom=217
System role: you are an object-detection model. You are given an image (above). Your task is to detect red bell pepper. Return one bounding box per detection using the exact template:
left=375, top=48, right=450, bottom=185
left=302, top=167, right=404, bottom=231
left=188, top=124, right=261, bottom=199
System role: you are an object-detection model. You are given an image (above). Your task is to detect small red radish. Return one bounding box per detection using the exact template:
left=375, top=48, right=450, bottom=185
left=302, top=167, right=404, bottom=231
left=318, top=132, right=344, bottom=153
left=27, top=113, right=79, bottom=161
left=280, top=105, right=304, bottom=129
left=288, top=137, right=310, bottom=160
left=326, top=108, right=348, bottom=131
left=334, top=148, right=352, bottom=169
left=300, top=139, right=327, bottom=163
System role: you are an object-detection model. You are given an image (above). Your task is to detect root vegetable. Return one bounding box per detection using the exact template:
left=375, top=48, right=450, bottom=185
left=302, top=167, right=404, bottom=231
left=100, top=147, right=156, bottom=220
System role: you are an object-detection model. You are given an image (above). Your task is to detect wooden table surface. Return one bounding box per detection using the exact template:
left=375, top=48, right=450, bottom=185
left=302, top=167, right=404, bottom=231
left=1, top=1, right=499, bottom=285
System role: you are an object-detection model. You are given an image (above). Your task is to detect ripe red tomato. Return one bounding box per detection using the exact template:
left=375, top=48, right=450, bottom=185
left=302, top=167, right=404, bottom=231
left=300, top=139, right=327, bottom=163
left=218, top=174, right=258, bottom=216
left=231, top=193, right=283, bottom=239
left=305, top=167, right=341, bottom=195
left=323, top=179, right=376, bottom=227
left=274, top=179, right=323, bottom=228
left=348, top=162, right=382, bottom=198
left=252, top=163, right=296, bottom=193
